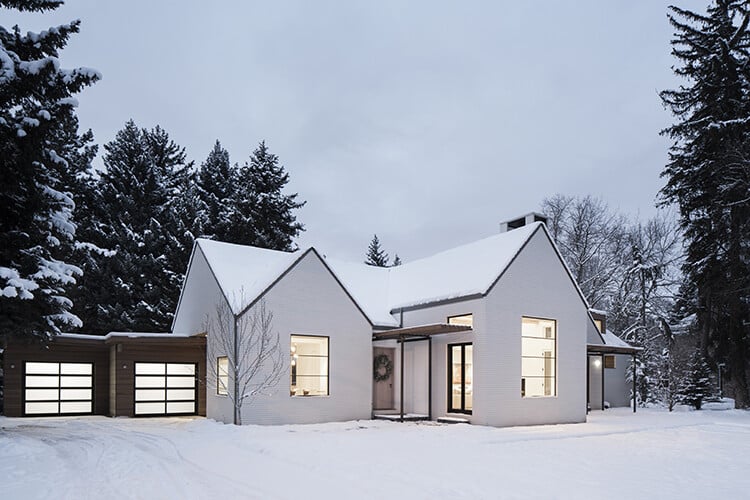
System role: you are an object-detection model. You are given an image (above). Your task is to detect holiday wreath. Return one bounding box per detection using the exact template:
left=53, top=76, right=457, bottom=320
left=373, top=354, right=393, bottom=382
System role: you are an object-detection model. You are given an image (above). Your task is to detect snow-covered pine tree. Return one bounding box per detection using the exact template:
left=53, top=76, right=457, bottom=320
left=660, top=0, right=750, bottom=407
left=681, top=351, right=714, bottom=410
left=76, top=121, right=194, bottom=333
left=0, top=0, right=100, bottom=343
left=228, top=141, right=305, bottom=250
left=391, top=254, right=402, bottom=267
left=197, top=140, right=236, bottom=241
left=365, top=235, right=389, bottom=267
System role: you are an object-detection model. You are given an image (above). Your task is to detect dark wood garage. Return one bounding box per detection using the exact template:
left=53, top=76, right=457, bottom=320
left=3, top=333, right=206, bottom=418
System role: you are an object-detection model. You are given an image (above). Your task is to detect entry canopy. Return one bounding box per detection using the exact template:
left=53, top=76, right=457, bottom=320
left=372, top=323, right=472, bottom=341
left=587, top=343, right=642, bottom=355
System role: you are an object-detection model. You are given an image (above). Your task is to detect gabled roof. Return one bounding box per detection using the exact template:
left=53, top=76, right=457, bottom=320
left=194, top=238, right=304, bottom=315
left=177, top=222, right=581, bottom=329
left=326, top=223, right=543, bottom=327
left=183, top=239, right=373, bottom=325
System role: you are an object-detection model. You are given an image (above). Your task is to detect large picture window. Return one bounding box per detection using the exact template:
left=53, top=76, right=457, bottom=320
left=290, top=335, right=329, bottom=396
left=448, top=343, right=473, bottom=413
left=217, top=357, right=229, bottom=396
left=521, top=317, right=556, bottom=397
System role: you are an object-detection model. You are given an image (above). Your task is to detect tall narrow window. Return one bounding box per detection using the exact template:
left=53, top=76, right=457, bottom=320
left=217, top=357, right=229, bottom=396
left=448, top=343, right=472, bottom=413
left=521, top=317, right=557, bottom=397
left=291, top=335, right=329, bottom=396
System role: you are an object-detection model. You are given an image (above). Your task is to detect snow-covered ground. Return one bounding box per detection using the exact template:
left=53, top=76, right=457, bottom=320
left=2, top=408, right=749, bottom=499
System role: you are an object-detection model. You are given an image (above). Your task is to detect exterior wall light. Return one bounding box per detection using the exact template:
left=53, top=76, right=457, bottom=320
left=593, top=358, right=601, bottom=368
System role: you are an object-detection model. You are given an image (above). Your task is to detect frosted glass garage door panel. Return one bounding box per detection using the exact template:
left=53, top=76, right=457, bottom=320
left=25, top=362, right=59, bottom=374
left=25, top=402, right=59, bottom=414
left=60, top=376, right=92, bottom=388
left=60, top=363, right=92, bottom=375
left=60, top=389, right=92, bottom=400
left=166, top=364, right=195, bottom=375
left=167, top=389, right=195, bottom=400
left=135, top=377, right=165, bottom=388
left=60, top=401, right=92, bottom=413
left=136, top=389, right=166, bottom=401
left=135, top=363, right=166, bottom=375
left=167, top=377, right=195, bottom=388
left=26, top=375, right=60, bottom=388
left=136, top=402, right=166, bottom=414
left=25, top=389, right=59, bottom=401
left=166, top=402, right=195, bottom=414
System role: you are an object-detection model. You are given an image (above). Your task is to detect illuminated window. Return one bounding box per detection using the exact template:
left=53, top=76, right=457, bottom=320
left=217, top=357, right=229, bottom=395
left=448, top=343, right=472, bottom=414
left=594, top=319, right=603, bottom=333
left=604, top=355, right=616, bottom=369
left=447, top=314, right=473, bottom=328
left=521, top=317, right=556, bottom=397
left=291, top=335, right=328, bottom=396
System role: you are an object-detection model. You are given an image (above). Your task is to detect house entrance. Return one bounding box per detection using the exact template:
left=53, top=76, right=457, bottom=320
left=373, top=347, right=395, bottom=410
left=448, top=343, right=472, bottom=414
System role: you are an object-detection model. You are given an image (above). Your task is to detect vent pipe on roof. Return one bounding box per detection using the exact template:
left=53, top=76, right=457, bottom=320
left=499, top=212, right=548, bottom=233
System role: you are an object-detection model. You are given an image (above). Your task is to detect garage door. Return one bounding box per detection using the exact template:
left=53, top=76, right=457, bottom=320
left=134, top=363, right=197, bottom=415
left=24, top=362, right=93, bottom=415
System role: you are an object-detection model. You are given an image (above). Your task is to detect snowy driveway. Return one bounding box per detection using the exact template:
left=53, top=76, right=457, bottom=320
left=2, top=408, right=750, bottom=499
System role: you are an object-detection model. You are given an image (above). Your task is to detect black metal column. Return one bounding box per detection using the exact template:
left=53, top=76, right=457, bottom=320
left=428, top=336, right=432, bottom=420
left=586, top=354, right=590, bottom=414
left=400, top=335, right=404, bottom=422
left=601, top=354, right=605, bottom=411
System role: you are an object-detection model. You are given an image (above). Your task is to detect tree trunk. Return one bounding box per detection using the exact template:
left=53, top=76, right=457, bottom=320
left=233, top=315, right=241, bottom=425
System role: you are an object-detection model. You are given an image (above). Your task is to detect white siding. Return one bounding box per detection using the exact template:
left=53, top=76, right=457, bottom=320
left=604, top=354, right=632, bottom=408
left=384, top=229, right=590, bottom=427
left=172, top=246, right=227, bottom=335
left=481, top=228, right=587, bottom=426
left=215, top=251, right=372, bottom=425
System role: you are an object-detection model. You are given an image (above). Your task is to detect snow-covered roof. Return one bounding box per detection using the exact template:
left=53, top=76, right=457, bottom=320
left=327, top=222, right=542, bottom=326
left=57, top=331, right=200, bottom=341
left=187, top=223, right=543, bottom=328
left=196, top=238, right=303, bottom=314
left=601, top=330, right=633, bottom=349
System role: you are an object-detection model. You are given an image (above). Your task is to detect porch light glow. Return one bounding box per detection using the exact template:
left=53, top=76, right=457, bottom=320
left=594, top=358, right=601, bottom=368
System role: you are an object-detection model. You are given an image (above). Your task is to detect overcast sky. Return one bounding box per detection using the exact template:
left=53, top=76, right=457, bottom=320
left=6, top=1, right=708, bottom=262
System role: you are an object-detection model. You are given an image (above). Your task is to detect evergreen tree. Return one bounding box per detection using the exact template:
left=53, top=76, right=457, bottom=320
left=365, top=235, right=389, bottom=267
left=681, top=351, right=714, bottom=410
left=391, top=254, right=402, bottom=267
left=660, top=0, right=750, bottom=406
left=0, top=0, right=100, bottom=343
left=76, top=121, right=194, bottom=333
left=228, top=141, right=305, bottom=250
left=197, top=140, right=235, bottom=241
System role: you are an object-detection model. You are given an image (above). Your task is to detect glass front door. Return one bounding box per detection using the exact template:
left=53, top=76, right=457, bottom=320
left=448, top=343, right=472, bottom=414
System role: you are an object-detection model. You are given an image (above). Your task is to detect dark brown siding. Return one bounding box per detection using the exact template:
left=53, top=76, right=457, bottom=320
left=3, top=339, right=110, bottom=417
left=111, top=339, right=206, bottom=417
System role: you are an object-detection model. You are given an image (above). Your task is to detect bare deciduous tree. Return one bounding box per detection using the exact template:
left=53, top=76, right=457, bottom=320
left=205, top=296, right=284, bottom=425
left=541, top=194, right=629, bottom=309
